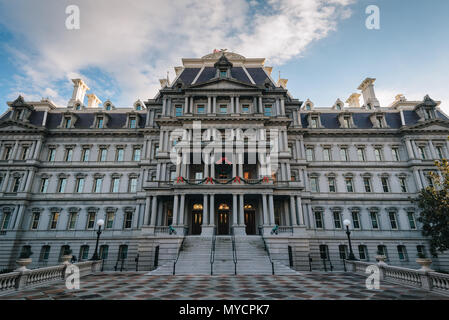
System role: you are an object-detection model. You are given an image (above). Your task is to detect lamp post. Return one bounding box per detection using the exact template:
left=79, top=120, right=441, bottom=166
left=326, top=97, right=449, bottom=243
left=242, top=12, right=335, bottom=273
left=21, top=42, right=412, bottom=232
left=343, top=219, right=356, bottom=261
left=91, top=219, right=104, bottom=261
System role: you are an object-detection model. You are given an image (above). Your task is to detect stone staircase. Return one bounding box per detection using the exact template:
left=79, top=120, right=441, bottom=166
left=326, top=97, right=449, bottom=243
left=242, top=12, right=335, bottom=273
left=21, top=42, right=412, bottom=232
left=147, top=235, right=299, bottom=276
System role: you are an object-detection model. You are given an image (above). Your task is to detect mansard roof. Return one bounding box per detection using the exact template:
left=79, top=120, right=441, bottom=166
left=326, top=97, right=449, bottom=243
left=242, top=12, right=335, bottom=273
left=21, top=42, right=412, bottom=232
left=177, top=66, right=265, bottom=87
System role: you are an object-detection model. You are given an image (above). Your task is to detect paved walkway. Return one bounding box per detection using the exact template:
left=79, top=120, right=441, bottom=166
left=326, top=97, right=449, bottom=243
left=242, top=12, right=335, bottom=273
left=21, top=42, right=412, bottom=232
left=1, top=272, right=447, bottom=300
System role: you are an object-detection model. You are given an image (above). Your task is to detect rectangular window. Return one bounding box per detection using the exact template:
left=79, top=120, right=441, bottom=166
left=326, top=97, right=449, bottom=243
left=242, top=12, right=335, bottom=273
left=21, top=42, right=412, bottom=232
left=99, top=245, right=109, bottom=260
left=407, top=212, right=416, bottom=230
left=1, top=212, right=11, bottom=230
left=328, top=178, right=336, bottom=193
left=319, top=245, right=329, bottom=260
left=119, top=245, right=128, bottom=259
left=68, top=213, right=77, bottom=230
left=374, top=148, right=383, bottom=161
left=306, top=148, right=314, bottom=161
left=124, top=212, right=133, bottom=229
left=436, top=146, right=444, bottom=159
left=39, top=246, right=50, bottom=262
left=363, top=177, right=372, bottom=193
left=219, top=105, right=227, bottom=114
left=106, top=212, right=114, bottom=229
left=111, top=178, right=120, bottom=193
left=339, top=245, right=348, bottom=260
left=80, top=246, right=89, bottom=260
left=323, top=148, right=331, bottom=161
left=343, top=117, right=351, bottom=128
left=87, top=212, right=96, bottom=229
left=358, top=245, right=368, bottom=260
left=133, top=148, right=141, bottom=161
left=75, top=178, right=84, bottom=193
left=392, top=148, right=400, bottom=161
left=310, top=177, right=318, bottom=192
left=99, top=148, right=108, bottom=162
left=399, top=177, right=408, bottom=193
left=97, top=118, right=104, bottom=128
left=370, top=212, right=379, bottom=229
left=64, top=117, right=72, bottom=128
left=352, top=211, right=360, bottom=229
left=376, top=117, right=384, bottom=128
left=116, top=148, right=124, bottom=161
left=345, top=178, right=354, bottom=192
left=129, top=178, right=138, bottom=193
left=12, top=177, right=21, bottom=192
left=196, top=105, right=205, bottom=114
left=418, top=146, right=426, bottom=160
left=82, top=148, right=90, bottom=162
left=50, top=212, right=59, bottom=230
left=65, top=148, right=73, bottom=162
left=417, top=245, right=426, bottom=258
left=48, top=148, right=56, bottom=162
left=195, top=171, right=203, bottom=181
left=242, top=105, right=249, bottom=113
left=264, top=106, right=272, bottom=116
left=357, top=148, right=365, bottom=161
left=340, top=148, right=349, bottom=161
left=310, top=118, right=318, bottom=128
left=94, top=178, right=102, bottom=193
left=31, top=212, right=40, bottom=230
left=3, top=146, right=11, bottom=160
left=175, top=106, right=183, bottom=117
left=58, top=178, right=67, bottom=193
left=333, top=212, right=342, bottom=229
left=381, top=177, right=390, bottom=192
left=40, top=178, right=49, bottom=193
left=397, top=246, right=407, bottom=261
left=129, top=118, right=137, bottom=128
left=389, top=212, right=398, bottom=229
left=20, top=146, right=28, bottom=160
left=315, top=212, right=323, bottom=229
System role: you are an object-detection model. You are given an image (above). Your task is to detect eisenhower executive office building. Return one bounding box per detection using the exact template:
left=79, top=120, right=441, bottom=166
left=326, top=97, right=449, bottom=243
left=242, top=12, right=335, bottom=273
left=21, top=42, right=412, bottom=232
left=1, top=50, right=449, bottom=273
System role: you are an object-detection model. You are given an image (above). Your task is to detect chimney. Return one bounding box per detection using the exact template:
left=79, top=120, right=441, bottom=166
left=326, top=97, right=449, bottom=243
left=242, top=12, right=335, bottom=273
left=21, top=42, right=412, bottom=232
left=87, top=94, right=102, bottom=108
left=358, top=78, right=380, bottom=108
left=346, top=93, right=361, bottom=108
left=159, top=79, right=168, bottom=88
left=68, top=79, right=89, bottom=107
left=174, top=67, right=183, bottom=77
left=264, top=66, right=273, bottom=76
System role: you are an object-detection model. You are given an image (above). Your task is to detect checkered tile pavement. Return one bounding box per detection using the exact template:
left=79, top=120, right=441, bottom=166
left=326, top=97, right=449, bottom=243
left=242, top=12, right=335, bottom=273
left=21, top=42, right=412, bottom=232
left=1, top=272, right=447, bottom=300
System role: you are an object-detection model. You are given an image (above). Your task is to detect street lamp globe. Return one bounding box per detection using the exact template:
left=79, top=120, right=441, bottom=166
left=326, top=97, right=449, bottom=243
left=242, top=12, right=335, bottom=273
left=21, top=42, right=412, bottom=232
left=97, top=219, right=105, bottom=228
left=343, top=219, right=351, bottom=227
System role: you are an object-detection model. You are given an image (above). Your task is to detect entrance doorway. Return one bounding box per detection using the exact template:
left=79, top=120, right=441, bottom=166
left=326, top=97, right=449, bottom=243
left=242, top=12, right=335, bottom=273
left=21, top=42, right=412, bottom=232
left=244, top=204, right=256, bottom=235
left=191, top=203, right=203, bottom=235
left=217, top=203, right=230, bottom=235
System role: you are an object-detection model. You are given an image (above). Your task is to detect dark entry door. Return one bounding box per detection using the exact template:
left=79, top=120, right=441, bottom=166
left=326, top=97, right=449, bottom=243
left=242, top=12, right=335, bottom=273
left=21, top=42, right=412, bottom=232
left=192, top=211, right=202, bottom=235
left=218, top=212, right=230, bottom=235
left=245, top=211, right=256, bottom=235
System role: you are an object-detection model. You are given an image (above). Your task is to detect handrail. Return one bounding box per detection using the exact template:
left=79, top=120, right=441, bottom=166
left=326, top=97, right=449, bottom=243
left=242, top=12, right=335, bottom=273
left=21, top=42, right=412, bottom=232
left=260, top=227, right=274, bottom=275
left=210, top=227, right=217, bottom=275
left=173, top=236, right=186, bottom=275
left=231, top=228, right=237, bottom=275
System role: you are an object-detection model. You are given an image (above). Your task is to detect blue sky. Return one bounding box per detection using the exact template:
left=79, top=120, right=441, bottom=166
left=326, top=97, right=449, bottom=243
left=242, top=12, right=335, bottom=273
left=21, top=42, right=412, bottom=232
left=0, top=0, right=448, bottom=114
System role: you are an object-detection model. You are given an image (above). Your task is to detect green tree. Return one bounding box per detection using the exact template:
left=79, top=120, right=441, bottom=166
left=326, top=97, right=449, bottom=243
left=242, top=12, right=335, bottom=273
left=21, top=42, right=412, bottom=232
left=417, top=155, right=449, bottom=256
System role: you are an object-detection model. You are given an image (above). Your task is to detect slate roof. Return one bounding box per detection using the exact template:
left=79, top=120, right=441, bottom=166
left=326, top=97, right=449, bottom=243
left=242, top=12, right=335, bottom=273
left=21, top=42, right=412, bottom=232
left=177, top=67, right=267, bottom=86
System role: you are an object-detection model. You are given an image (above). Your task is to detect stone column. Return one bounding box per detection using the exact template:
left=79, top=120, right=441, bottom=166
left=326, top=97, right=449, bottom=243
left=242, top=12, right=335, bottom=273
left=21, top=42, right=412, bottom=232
left=33, top=140, right=42, bottom=160
left=289, top=196, right=298, bottom=226
left=150, top=196, right=158, bottom=226
left=24, top=169, right=35, bottom=192
left=258, top=97, right=263, bottom=113
left=236, top=96, right=240, bottom=114
left=11, top=141, right=19, bottom=161
left=179, top=195, right=185, bottom=225
left=413, top=169, right=423, bottom=190
left=232, top=153, right=237, bottom=178
left=210, top=156, right=215, bottom=179
left=203, top=194, right=209, bottom=225
left=405, top=139, right=414, bottom=160
left=293, top=110, right=299, bottom=126
left=233, top=194, right=238, bottom=226
left=253, top=97, right=257, bottom=113
left=262, top=194, right=269, bottom=225
left=162, top=98, right=167, bottom=116
left=184, top=96, right=189, bottom=114
left=268, top=194, right=275, bottom=225
left=280, top=98, right=285, bottom=115
left=1, top=171, right=9, bottom=192
left=446, top=140, right=449, bottom=158
left=13, top=205, right=25, bottom=230
left=213, top=96, right=217, bottom=114
left=295, top=196, right=304, bottom=225
left=190, top=96, right=194, bottom=114
left=239, top=194, right=245, bottom=226
left=171, top=196, right=178, bottom=226
left=428, top=140, right=437, bottom=159
left=411, top=140, right=419, bottom=159
left=209, top=194, right=215, bottom=226
left=207, top=96, right=212, bottom=114
left=238, top=153, right=243, bottom=177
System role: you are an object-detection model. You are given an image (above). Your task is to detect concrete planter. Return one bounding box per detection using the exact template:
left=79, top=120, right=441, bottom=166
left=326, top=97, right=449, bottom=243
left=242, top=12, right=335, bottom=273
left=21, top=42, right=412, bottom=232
left=61, top=255, right=72, bottom=265
left=15, top=258, right=32, bottom=271
left=376, top=255, right=387, bottom=265
left=416, top=258, right=433, bottom=271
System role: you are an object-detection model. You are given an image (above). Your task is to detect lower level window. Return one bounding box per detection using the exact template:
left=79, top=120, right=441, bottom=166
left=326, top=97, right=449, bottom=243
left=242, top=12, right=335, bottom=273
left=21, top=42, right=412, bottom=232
left=79, top=245, right=89, bottom=261
left=397, top=245, right=408, bottom=261
left=319, top=245, right=329, bottom=260
left=358, top=245, right=368, bottom=260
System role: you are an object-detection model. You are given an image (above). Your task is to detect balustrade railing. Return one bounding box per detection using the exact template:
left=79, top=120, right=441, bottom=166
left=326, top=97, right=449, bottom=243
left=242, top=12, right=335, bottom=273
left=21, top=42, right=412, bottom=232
left=346, top=260, right=449, bottom=296
left=0, top=260, right=101, bottom=295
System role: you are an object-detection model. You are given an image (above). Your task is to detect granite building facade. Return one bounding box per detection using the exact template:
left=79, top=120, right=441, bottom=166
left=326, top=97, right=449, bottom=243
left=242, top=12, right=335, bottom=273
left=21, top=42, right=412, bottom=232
left=1, top=51, right=449, bottom=272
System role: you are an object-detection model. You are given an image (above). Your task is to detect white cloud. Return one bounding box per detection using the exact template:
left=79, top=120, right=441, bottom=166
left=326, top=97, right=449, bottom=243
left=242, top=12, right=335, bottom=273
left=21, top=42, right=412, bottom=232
left=0, top=0, right=355, bottom=107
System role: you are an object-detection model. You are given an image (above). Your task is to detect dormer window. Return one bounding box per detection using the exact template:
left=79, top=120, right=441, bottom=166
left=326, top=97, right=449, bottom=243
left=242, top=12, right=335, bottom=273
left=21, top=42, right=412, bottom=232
left=97, top=117, right=104, bottom=128
left=129, top=118, right=137, bottom=129
left=105, top=104, right=112, bottom=111
left=197, top=105, right=205, bottom=114
left=15, top=110, right=23, bottom=121
left=306, top=104, right=311, bottom=110
left=311, top=117, right=318, bottom=128
left=376, top=116, right=384, bottom=128
left=75, top=104, right=82, bottom=111
left=242, top=105, right=250, bottom=113
left=64, top=117, right=72, bottom=128
left=336, top=103, right=342, bottom=110
left=264, top=105, right=272, bottom=116
left=343, top=117, right=351, bottom=128
left=136, top=104, right=142, bottom=111
left=220, top=70, right=227, bottom=78
left=175, top=106, right=183, bottom=117
left=424, top=109, right=433, bottom=120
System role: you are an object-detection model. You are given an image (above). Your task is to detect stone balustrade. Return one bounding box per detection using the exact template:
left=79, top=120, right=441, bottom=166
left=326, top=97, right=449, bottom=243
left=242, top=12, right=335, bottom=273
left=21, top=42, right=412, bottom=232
left=0, top=260, right=102, bottom=295
left=346, top=260, right=449, bottom=296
